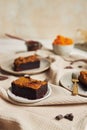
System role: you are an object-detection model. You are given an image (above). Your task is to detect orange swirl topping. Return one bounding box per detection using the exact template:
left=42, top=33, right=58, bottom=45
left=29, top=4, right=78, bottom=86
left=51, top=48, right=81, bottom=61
left=53, top=35, right=73, bottom=45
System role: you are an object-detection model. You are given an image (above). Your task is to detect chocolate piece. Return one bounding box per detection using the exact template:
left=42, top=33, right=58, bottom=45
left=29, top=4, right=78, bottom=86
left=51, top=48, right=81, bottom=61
left=64, top=113, right=74, bottom=121
left=11, top=77, right=48, bottom=100
left=13, top=55, right=40, bottom=71
left=55, top=114, right=63, bottom=120
left=0, top=75, right=8, bottom=80
left=78, top=65, right=82, bottom=68
left=64, top=66, right=73, bottom=69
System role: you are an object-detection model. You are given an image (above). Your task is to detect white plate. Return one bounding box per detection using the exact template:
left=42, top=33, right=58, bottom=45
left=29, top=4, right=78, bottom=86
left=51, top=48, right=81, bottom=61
left=1, top=57, right=50, bottom=75
left=7, top=84, right=51, bottom=103
left=59, top=71, right=87, bottom=97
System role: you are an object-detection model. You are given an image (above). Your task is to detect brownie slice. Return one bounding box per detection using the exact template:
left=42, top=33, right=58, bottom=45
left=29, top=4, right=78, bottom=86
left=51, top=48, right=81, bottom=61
left=13, top=55, right=40, bottom=71
left=11, top=76, right=48, bottom=99
left=78, top=71, right=87, bottom=90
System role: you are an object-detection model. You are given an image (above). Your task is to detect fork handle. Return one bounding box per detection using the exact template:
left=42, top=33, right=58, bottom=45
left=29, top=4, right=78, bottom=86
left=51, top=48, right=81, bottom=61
left=72, top=82, right=78, bottom=95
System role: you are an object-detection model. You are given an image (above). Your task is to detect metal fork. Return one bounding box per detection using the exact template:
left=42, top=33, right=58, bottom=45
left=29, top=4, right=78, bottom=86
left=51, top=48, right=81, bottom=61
left=72, top=73, right=79, bottom=95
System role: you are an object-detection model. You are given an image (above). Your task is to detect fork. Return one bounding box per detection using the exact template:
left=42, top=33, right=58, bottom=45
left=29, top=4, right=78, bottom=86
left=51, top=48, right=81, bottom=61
left=72, top=73, right=79, bottom=95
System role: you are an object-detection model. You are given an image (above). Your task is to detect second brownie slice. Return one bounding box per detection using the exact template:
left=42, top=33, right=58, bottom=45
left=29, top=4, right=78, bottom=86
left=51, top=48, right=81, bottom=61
left=13, top=54, right=40, bottom=71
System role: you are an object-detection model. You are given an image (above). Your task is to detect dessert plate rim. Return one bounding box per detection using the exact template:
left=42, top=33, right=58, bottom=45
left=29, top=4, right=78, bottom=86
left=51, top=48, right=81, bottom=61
left=1, top=54, right=50, bottom=75
left=59, top=70, right=87, bottom=97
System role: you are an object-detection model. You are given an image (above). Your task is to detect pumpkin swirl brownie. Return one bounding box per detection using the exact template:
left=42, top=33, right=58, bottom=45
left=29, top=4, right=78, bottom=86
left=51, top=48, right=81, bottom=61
left=78, top=70, right=87, bottom=88
left=11, top=76, right=48, bottom=99
left=13, top=54, right=40, bottom=71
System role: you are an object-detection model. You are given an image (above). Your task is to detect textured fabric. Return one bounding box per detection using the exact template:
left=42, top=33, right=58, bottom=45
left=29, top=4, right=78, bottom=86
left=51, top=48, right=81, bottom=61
left=0, top=43, right=87, bottom=130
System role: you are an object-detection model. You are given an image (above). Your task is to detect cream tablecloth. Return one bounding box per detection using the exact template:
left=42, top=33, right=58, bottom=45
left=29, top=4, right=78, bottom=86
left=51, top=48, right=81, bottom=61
left=0, top=39, right=87, bottom=130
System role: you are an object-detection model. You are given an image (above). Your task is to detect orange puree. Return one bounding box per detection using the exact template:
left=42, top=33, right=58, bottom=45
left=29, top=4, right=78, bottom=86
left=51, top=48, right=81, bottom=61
left=53, top=35, right=73, bottom=45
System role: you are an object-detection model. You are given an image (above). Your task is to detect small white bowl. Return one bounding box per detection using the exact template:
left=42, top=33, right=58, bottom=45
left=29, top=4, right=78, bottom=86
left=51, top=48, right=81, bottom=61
left=53, top=44, right=74, bottom=56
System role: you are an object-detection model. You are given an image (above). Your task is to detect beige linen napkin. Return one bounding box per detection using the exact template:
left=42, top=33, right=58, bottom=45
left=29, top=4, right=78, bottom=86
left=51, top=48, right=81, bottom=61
left=0, top=74, right=87, bottom=106
left=0, top=48, right=87, bottom=130
left=0, top=75, right=87, bottom=130
left=0, top=49, right=87, bottom=106
left=0, top=102, right=87, bottom=130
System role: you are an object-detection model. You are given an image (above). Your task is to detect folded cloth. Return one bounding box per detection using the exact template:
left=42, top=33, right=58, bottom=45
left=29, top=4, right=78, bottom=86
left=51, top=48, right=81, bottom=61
left=0, top=48, right=87, bottom=130
left=0, top=75, right=87, bottom=106
left=0, top=48, right=87, bottom=106
left=0, top=104, right=87, bottom=130
left=0, top=96, right=87, bottom=130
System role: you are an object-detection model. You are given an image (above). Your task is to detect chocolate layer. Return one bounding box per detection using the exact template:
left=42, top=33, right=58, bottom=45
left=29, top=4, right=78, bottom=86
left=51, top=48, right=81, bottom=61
left=12, top=83, right=48, bottom=99
left=14, top=60, right=40, bottom=71
left=13, top=55, right=40, bottom=71
left=11, top=77, right=48, bottom=99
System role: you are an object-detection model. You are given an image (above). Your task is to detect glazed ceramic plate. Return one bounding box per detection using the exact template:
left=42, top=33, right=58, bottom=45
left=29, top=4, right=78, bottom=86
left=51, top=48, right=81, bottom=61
left=1, top=58, right=50, bottom=75
left=7, top=84, right=51, bottom=103
left=59, top=71, right=87, bottom=97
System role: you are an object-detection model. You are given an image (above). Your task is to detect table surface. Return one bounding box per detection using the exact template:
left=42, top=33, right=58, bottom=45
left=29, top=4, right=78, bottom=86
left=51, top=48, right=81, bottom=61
left=0, top=39, right=87, bottom=130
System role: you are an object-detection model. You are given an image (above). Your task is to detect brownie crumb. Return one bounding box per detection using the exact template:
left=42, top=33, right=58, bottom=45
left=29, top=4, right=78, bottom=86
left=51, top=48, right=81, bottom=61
left=64, top=113, right=74, bottom=121
left=64, top=66, right=73, bottom=69
left=78, top=65, right=82, bottom=68
left=55, top=114, right=63, bottom=120
left=0, top=76, right=8, bottom=81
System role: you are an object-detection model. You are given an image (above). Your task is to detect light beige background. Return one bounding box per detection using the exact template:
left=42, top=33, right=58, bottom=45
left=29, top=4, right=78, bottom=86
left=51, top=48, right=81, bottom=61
left=0, top=0, right=87, bottom=40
